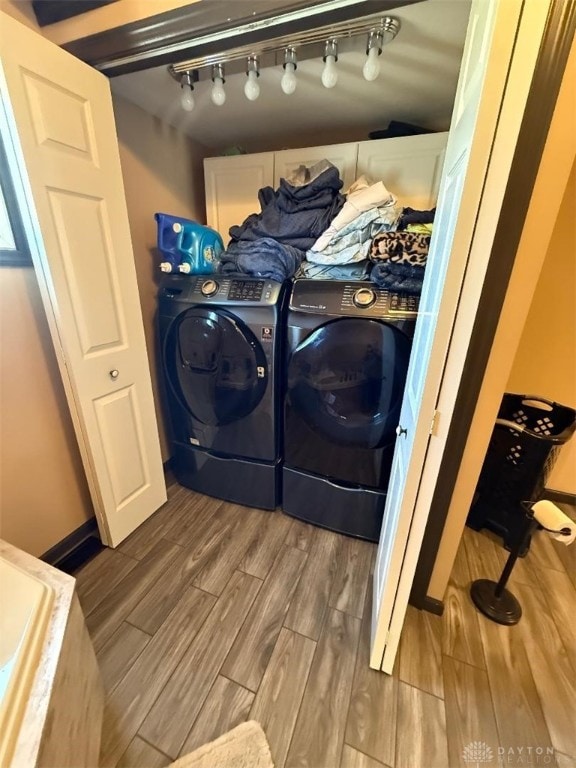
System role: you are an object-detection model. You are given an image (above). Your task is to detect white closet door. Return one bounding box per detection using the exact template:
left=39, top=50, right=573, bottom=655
left=0, top=12, right=166, bottom=547
left=370, top=0, right=547, bottom=673
left=204, top=153, right=274, bottom=245
left=273, top=143, right=358, bottom=190
left=357, top=133, right=449, bottom=209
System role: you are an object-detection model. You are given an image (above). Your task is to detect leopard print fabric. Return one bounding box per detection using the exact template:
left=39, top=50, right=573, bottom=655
left=369, top=232, right=430, bottom=265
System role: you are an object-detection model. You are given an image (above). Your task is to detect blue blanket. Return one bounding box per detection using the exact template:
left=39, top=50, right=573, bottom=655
left=220, top=238, right=303, bottom=283
left=370, top=262, right=425, bottom=295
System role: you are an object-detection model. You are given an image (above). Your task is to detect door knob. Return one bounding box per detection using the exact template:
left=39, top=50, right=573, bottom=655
left=109, top=369, right=119, bottom=380
left=396, top=425, right=407, bottom=438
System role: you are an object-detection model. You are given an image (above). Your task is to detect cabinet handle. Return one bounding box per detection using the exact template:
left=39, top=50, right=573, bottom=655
left=396, top=425, right=407, bottom=438
left=109, top=369, right=119, bottom=380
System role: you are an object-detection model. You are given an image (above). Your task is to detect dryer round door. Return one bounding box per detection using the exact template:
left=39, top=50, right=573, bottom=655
left=287, top=317, right=411, bottom=448
left=164, top=307, right=268, bottom=426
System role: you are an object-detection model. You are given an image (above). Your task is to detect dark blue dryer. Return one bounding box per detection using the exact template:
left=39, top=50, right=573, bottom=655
left=158, top=274, right=286, bottom=509
left=283, top=279, right=418, bottom=541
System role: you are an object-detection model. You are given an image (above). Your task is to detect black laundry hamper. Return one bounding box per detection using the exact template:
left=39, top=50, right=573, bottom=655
left=467, top=393, right=576, bottom=554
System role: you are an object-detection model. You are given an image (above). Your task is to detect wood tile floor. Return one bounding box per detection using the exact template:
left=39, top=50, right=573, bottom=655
left=75, top=485, right=576, bottom=768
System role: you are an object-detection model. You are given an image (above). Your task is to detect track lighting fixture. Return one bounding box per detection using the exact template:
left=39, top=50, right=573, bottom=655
left=244, top=55, right=260, bottom=101
left=211, top=63, right=226, bottom=106
left=363, top=18, right=400, bottom=81
left=179, top=71, right=195, bottom=112
left=168, top=16, right=401, bottom=106
left=281, top=47, right=297, bottom=95
left=321, top=39, right=338, bottom=89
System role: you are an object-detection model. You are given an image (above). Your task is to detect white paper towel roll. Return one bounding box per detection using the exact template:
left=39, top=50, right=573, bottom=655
left=531, top=500, right=576, bottom=546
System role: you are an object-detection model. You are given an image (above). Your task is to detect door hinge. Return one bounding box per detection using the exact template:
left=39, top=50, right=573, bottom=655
left=429, top=409, right=440, bottom=436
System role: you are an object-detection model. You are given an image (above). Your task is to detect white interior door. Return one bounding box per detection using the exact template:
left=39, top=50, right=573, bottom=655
left=0, top=12, right=166, bottom=547
left=370, top=0, right=532, bottom=672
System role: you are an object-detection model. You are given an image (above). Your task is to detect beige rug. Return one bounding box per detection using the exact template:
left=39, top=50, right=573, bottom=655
left=169, top=721, right=274, bottom=768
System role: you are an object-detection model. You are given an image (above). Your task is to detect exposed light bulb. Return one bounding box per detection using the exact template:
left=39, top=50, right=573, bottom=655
left=180, top=87, right=195, bottom=111
left=211, top=76, right=226, bottom=106
left=322, top=55, right=338, bottom=89
left=180, top=72, right=195, bottom=112
left=244, top=69, right=260, bottom=101
left=210, top=64, right=226, bottom=107
left=281, top=62, right=297, bottom=95
left=281, top=47, right=298, bottom=95
left=363, top=46, right=381, bottom=81
left=362, top=22, right=400, bottom=82
left=321, top=40, right=339, bottom=89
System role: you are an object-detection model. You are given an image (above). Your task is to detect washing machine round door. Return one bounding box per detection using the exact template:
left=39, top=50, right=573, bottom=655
left=287, top=317, right=411, bottom=448
left=164, top=307, right=268, bottom=426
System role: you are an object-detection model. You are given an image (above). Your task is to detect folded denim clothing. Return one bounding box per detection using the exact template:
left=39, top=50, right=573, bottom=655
left=369, top=231, right=430, bottom=266
left=228, top=164, right=345, bottom=251
left=311, top=176, right=397, bottom=252
left=296, top=260, right=371, bottom=281
left=370, top=262, right=425, bottom=295
left=306, top=205, right=400, bottom=266
left=397, top=207, right=436, bottom=231
left=219, top=238, right=302, bottom=282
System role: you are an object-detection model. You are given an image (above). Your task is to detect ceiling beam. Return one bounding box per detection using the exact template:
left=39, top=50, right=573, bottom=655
left=61, top=0, right=423, bottom=77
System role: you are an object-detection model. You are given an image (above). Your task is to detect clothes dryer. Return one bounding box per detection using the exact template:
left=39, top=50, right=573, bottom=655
left=158, top=274, right=286, bottom=509
left=283, top=279, right=418, bottom=540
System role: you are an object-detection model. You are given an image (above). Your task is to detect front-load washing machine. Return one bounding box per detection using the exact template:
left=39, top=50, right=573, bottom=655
left=283, top=279, right=418, bottom=541
left=158, top=274, right=287, bottom=509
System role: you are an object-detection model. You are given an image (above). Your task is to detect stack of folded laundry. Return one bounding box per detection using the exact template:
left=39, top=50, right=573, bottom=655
left=368, top=206, right=435, bottom=294
left=219, top=159, right=436, bottom=293
left=300, top=176, right=399, bottom=280
left=219, top=161, right=345, bottom=282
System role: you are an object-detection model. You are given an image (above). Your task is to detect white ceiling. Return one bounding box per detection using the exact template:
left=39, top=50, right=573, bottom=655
left=110, top=0, right=471, bottom=152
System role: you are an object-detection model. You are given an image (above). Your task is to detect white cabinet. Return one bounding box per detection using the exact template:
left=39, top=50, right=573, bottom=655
left=204, top=152, right=274, bottom=244
left=204, top=133, right=449, bottom=240
left=272, top=143, right=358, bottom=190
left=357, top=133, right=448, bottom=209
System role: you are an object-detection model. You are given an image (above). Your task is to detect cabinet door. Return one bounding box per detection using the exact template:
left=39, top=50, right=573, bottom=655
left=273, top=143, right=358, bottom=190
left=204, top=153, right=274, bottom=244
left=357, top=133, right=449, bottom=209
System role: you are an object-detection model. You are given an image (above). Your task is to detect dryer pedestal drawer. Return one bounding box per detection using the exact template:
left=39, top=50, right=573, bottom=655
left=282, top=466, right=385, bottom=542
left=173, top=443, right=280, bottom=510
